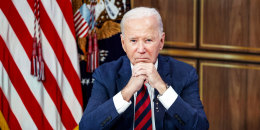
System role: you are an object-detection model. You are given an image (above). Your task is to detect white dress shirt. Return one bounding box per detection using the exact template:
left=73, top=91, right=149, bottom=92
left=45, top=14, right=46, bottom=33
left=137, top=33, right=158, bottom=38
left=113, top=59, right=178, bottom=129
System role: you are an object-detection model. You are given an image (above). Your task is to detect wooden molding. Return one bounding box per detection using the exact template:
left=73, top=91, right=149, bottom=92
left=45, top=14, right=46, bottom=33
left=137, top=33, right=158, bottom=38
left=174, top=58, right=197, bottom=68
left=160, top=49, right=260, bottom=63
left=164, top=41, right=195, bottom=48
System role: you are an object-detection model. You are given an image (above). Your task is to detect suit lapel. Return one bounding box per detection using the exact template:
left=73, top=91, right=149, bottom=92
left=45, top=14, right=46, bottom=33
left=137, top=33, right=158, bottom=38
left=154, top=55, right=172, bottom=130
left=116, top=56, right=132, bottom=91
left=115, top=56, right=134, bottom=129
left=157, top=55, right=172, bottom=85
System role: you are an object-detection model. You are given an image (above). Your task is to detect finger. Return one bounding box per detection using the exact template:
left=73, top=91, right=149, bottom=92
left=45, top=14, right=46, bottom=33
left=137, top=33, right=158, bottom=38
left=132, top=66, right=146, bottom=76
left=132, top=63, right=152, bottom=73
left=133, top=69, right=147, bottom=77
left=136, top=63, right=155, bottom=72
left=133, top=62, right=149, bottom=69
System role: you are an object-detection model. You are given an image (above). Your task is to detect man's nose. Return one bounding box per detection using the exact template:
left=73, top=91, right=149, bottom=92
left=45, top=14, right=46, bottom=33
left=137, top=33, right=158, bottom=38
left=137, top=42, right=145, bottom=53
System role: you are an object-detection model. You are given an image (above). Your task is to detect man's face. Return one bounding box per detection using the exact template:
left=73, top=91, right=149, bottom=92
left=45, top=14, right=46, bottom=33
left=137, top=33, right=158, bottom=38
left=121, top=16, right=165, bottom=65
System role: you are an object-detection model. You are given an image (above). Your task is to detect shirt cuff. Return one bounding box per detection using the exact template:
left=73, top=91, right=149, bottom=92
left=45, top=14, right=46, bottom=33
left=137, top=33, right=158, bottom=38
left=113, top=91, right=132, bottom=114
left=158, top=86, right=178, bottom=110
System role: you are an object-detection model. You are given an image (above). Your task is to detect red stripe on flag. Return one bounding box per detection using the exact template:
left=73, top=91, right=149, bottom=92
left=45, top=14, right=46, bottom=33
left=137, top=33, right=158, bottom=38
left=77, top=22, right=88, bottom=34
left=0, top=88, right=22, bottom=130
left=76, top=21, right=86, bottom=34
left=74, top=10, right=80, bottom=17
left=28, top=0, right=83, bottom=107
left=0, top=36, right=52, bottom=129
left=0, top=0, right=33, bottom=55
left=28, top=0, right=83, bottom=108
left=2, top=0, right=79, bottom=129
left=75, top=17, right=85, bottom=29
left=81, top=31, right=88, bottom=38
left=27, top=0, right=34, bottom=9
left=78, top=27, right=89, bottom=38
left=27, top=0, right=82, bottom=104
left=74, top=13, right=82, bottom=25
left=43, top=69, right=78, bottom=129
left=56, top=0, right=76, bottom=38
left=78, top=21, right=87, bottom=32
left=38, top=2, right=83, bottom=106
left=74, top=11, right=81, bottom=21
left=30, top=1, right=82, bottom=127
left=30, top=0, right=77, bottom=39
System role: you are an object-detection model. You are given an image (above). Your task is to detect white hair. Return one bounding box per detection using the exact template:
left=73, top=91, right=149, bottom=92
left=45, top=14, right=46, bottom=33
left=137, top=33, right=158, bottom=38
left=120, top=7, right=163, bottom=36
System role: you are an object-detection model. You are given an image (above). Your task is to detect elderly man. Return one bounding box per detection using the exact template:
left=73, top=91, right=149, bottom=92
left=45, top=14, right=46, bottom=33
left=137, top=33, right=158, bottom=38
left=79, top=7, right=209, bottom=130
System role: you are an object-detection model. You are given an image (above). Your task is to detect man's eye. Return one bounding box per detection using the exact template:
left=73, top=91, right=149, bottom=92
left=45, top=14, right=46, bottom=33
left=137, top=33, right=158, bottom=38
left=146, top=39, right=152, bottom=42
left=131, top=40, right=136, bottom=42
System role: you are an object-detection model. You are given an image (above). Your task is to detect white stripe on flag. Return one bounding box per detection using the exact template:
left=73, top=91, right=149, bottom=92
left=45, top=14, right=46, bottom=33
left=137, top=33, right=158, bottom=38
left=74, top=10, right=81, bottom=21
left=41, top=0, right=80, bottom=76
left=79, top=29, right=89, bottom=38
left=78, top=24, right=89, bottom=37
left=11, top=0, right=34, bottom=35
left=75, top=16, right=85, bottom=28
left=1, top=0, right=83, bottom=128
left=76, top=19, right=87, bottom=33
left=41, top=32, right=83, bottom=123
left=79, top=28, right=89, bottom=38
left=0, top=62, right=37, bottom=130
left=0, top=10, right=65, bottom=130
left=12, top=0, right=82, bottom=124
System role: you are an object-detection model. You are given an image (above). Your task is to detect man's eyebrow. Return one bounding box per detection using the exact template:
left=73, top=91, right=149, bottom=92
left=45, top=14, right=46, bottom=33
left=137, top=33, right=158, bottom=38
left=128, top=37, right=137, bottom=39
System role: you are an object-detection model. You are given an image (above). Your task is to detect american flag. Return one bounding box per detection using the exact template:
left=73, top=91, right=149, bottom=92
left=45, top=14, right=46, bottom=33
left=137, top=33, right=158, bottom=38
left=74, top=3, right=93, bottom=38
left=0, top=0, right=83, bottom=129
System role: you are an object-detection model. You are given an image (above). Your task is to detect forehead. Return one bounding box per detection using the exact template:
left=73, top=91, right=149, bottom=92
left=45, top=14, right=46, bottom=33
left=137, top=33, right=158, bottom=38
left=123, top=16, right=160, bottom=37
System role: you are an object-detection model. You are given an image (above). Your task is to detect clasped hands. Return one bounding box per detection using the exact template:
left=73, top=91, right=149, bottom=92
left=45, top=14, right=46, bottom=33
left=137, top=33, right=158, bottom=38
left=121, top=62, right=167, bottom=101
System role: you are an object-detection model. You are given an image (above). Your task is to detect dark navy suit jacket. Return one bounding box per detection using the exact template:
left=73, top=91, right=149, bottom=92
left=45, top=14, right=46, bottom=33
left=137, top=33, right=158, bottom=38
left=79, top=55, right=209, bottom=130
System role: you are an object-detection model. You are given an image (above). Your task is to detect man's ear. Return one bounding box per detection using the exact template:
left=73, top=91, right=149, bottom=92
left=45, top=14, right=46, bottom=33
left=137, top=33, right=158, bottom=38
left=120, top=34, right=126, bottom=52
left=159, top=32, right=165, bottom=50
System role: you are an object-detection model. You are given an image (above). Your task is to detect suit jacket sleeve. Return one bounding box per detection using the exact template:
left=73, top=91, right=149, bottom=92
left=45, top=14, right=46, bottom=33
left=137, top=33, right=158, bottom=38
left=79, top=68, right=120, bottom=129
left=164, top=68, right=209, bottom=129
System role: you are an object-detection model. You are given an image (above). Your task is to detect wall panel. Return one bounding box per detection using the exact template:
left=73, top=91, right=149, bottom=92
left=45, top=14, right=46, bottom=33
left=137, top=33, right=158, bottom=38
left=133, top=0, right=196, bottom=48
left=132, top=0, right=260, bottom=129
left=201, top=0, right=260, bottom=53
left=200, top=61, right=260, bottom=130
left=249, top=0, right=260, bottom=50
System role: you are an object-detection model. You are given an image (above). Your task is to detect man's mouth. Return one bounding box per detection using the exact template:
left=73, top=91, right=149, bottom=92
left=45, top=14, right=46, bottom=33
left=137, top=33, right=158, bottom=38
left=135, top=58, right=150, bottom=63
